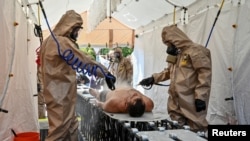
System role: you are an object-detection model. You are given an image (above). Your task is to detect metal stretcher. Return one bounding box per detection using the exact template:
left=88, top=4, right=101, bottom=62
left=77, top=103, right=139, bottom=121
left=76, top=91, right=207, bottom=141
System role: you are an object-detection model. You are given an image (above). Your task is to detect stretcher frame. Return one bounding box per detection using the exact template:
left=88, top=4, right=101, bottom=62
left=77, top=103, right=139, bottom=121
left=76, top=92, right=192, bottom=141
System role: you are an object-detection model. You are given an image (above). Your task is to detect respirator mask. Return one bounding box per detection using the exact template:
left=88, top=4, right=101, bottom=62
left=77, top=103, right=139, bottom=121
left=70, top=26, right=83, bottom=41
left=109, top=52, right=121, bottom=63
left=113, top=52, right=121, bottom=62
left=166, top=43, right=179, bottom=64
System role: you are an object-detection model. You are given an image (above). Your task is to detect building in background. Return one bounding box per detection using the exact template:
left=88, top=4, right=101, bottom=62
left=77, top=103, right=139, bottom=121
left=43, top=11, right=135, bottom=49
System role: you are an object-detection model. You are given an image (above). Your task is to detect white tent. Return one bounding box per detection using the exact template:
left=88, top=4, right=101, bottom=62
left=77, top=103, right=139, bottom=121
left=1, top=0, right=250, bottom=140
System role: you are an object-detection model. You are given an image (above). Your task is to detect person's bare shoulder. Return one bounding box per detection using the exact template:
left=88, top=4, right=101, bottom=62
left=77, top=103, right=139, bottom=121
left=107, top=87, right=131, bottom=98
left=103, top=98, right=126, bottom=113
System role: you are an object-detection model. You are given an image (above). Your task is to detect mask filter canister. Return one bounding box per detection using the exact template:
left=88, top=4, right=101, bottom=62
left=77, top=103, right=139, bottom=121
left=166, top=44, right=178, bottom=64
left=166, top=55, right=177, bottom=64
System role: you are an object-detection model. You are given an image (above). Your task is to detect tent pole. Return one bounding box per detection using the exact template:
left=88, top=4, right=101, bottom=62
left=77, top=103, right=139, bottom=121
left=165, top=0, right=182, bottom=8
left=173, top=6, right=176, bottom=25
left=205, top=0, right=225, bottom=48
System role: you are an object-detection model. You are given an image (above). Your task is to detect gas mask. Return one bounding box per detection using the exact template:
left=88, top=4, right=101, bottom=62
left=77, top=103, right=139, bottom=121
left=70, top=26, right=82, bottom=41
left=109, top=52, right=120, bottom=63
left=114, top=52, right=121, bottom=62
left=166, top=43, right=179, bottom=64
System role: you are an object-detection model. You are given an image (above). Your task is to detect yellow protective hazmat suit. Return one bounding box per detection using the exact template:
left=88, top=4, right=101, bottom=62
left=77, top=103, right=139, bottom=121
left=152, top=25, right=212, bottom=132
left=108, top=47, right=133, bottom=86
left=40, top=10, right=110, bottom=140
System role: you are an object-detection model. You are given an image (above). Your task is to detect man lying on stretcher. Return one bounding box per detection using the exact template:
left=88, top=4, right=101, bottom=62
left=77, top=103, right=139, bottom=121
left=89, top=87, right=154, bottom=117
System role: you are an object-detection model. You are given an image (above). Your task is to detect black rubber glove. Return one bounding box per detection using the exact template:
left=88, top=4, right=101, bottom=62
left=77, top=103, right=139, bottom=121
left=195, top=99, right=206, bottom=112
left=139, top=77, right=154, bottom=87
left=105, top=72, right=116, bottom=90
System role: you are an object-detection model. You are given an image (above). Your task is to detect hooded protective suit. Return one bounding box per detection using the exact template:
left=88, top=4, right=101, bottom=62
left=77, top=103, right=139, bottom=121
left=108, top=47, right=133, bottom=86
left=152, top=25, right=212, bottom=131
left=40, top=10, right=111, bottom=140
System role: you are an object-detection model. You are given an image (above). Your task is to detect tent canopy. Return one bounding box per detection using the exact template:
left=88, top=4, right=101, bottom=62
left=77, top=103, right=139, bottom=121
left=27, top=0, right=196, bottom=31
left=30, top=0, right=197, bottom=49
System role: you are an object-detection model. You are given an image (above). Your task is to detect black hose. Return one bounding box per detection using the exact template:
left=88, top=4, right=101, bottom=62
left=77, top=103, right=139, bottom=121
left=140, top=83, right=169, bottom=90
left=205, top=0, right=225, bottom=48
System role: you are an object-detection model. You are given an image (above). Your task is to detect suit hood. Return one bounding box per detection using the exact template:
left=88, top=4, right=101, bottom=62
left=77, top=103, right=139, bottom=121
left=52, top=10, right=83, bottom=37
left=161, top=25, right=193, bottom=49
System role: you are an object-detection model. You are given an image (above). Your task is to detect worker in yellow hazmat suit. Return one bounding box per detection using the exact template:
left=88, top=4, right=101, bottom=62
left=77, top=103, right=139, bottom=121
left=139, top=25, right=212, bottom=132
left=40, top=10, right=115, bottom=140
